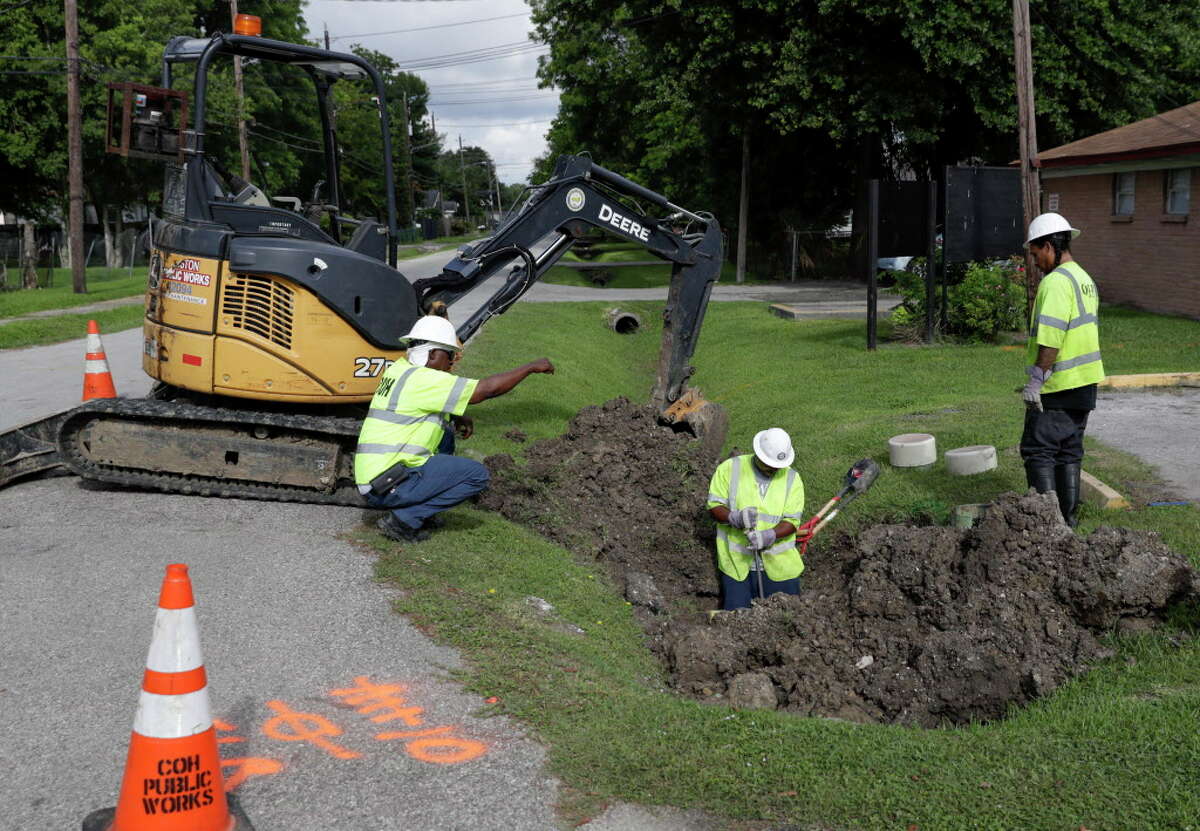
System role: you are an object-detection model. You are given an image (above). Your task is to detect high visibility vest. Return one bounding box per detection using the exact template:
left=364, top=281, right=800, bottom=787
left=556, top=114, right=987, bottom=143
left=354, top=361, right=478, bottom=485
left=1027, top=262, right=1104, bottom=392
left=707, top=455, right=806, bottom=582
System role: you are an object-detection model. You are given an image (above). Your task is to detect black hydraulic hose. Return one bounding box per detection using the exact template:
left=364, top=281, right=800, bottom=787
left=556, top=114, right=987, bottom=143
left=456, top=245, right=537, bottom=343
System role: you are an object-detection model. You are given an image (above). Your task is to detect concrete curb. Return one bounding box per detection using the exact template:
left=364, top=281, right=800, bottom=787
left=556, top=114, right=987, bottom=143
left=1081, top=470, right=1131, bottom=509
left=1100, top=372, right=1200, bottom=389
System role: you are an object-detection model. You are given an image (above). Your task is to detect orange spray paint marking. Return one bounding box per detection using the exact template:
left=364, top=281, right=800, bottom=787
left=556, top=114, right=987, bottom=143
left=262, top=700, right=361, bottom=760
left=375, top=725, right=488, bottom=765
left=220, top=756, right=286, bottom=792
left=329, top=675, right=424, bottom=725
left=213, top=718, right=246, bottom=743
left=214, top=719, right=284, bottom=791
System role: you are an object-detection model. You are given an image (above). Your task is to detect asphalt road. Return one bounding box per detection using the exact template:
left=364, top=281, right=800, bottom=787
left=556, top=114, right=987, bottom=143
left=0, top=481, right=561, bottom=830
left=1088, top=388, right=1200, bottom=503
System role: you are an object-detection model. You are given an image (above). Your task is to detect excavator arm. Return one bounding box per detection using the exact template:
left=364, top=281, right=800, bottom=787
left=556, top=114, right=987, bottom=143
left=413, top=154, right=724, bottom=422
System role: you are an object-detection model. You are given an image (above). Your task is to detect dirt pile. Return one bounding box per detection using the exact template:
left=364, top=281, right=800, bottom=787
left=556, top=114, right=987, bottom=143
left=480, top=397, right=720, bottom=609
left=480, top=398, right=1200, bottom=727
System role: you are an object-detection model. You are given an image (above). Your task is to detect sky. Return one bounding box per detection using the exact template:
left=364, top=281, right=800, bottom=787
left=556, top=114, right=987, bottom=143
left=301, top=0, right=557, bottom=185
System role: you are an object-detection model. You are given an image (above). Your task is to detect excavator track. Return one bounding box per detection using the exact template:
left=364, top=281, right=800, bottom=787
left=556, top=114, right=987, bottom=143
left=58, top=398, right=368, bottom=506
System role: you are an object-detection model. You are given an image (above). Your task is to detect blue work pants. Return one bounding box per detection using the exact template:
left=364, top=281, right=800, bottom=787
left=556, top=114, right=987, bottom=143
left=720, top=571, right=801, bottom=611
left=365, top=429, right=490, bottom=530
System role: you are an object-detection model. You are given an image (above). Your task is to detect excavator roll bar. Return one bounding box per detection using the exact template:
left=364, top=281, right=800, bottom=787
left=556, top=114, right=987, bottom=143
left=414, top=154, right=724, bottom=411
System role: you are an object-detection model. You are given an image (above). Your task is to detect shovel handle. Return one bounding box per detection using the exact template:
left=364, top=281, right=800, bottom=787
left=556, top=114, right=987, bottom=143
left=812, top=494, right=843, bottom=521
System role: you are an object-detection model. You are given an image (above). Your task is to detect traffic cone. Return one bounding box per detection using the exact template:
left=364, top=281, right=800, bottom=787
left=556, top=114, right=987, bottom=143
left=82, top=319, right=118, bottom=401
left=82, top=564, right=254, bottom=831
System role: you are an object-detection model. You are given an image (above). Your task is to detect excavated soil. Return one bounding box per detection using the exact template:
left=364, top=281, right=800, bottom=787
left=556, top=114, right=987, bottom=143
left=480, top=397, right=1200, bottom=727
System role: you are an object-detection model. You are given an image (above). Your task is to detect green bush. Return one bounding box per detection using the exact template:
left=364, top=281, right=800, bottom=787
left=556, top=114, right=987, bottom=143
left=891, top=259, right=1026, bottom=342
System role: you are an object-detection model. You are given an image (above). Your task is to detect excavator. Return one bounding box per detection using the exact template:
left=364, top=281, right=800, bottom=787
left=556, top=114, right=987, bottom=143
left=0, top=21, right=725, bottom=505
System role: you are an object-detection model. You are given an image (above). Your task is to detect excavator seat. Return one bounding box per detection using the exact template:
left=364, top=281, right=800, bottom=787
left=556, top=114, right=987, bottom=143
left=345, top=219, right=388, bottom=262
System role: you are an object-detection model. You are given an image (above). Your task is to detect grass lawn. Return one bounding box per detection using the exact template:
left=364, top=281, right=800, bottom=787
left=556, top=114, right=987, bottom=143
left=0, top=267, right=146, bottom=318
left=363, top=301, right=1200, bottom=829
left=395, top=233, right=489, bottom=261
left=540, top=242, right=778, bottom=288
left=0, top=306, right=146, bottom=350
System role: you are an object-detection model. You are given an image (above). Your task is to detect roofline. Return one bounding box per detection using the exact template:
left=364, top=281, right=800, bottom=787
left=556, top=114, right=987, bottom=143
left=1039, top=142, right=1200, bottom=168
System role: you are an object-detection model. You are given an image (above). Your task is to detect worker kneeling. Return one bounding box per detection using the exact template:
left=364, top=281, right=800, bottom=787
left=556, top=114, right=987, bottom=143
left=355, top=315, right=555, bottom=543
left=707, top=428, right=806, bottom=611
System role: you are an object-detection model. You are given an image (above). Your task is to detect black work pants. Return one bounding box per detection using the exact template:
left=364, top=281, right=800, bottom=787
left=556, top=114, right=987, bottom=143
left=1020, top=408, right=1090, bottom=467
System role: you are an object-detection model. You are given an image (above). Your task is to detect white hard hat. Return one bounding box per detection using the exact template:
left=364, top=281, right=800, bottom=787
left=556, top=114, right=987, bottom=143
left=752, top=428, right=794, bottom=468
left=1026, top=212, right=1081, bottom=246
left=403, top=315, right=461, bottom=352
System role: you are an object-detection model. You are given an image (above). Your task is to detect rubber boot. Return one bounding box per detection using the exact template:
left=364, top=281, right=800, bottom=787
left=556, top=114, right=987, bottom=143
left=1024, top=461, right=1057, bottom=495
left=1055, top=462, right=1082, bottom=528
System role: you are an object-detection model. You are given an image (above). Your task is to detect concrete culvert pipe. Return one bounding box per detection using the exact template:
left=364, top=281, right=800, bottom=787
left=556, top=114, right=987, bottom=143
left=605, top=308, right=641, bottom=335
left=945, top=445, right=998, bottom=476
left=888, top=433, right=936, bottom=467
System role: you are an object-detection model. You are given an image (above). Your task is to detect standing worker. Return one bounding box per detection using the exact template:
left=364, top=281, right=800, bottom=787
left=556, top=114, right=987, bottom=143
left=707, top=428, right=807, bottom=610
left=1020, top=212, right=1104, bottom=527
left=355, top=315, right=555, bottom=543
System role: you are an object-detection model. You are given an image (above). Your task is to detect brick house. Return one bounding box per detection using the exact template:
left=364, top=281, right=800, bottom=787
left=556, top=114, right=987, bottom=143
left=1036, top=101, right=1200, bottom=319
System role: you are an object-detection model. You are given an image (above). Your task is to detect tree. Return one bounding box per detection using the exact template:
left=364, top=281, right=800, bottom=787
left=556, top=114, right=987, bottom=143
left=330, top=47, right=440, bottom=227
left=530, top=0, right=1200, bottom=271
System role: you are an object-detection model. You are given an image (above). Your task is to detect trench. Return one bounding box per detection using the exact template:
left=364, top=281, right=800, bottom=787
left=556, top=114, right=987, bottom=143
left=479, top=397, right=1200, bottom=727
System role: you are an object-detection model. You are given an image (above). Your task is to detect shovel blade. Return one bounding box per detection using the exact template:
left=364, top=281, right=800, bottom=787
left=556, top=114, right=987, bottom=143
left=846, top=457, right=881, bottom=493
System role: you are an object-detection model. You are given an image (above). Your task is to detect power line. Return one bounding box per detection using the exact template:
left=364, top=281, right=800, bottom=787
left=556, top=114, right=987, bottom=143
left=430, top=83, right=543, bottom=93
left=428, top=76, right=534, bottom=89
left=330, top=12, right=528, bottom=42
left=394, top=42, right=547, bottom=71
left=0, top=0, right=41, bottom=12
left=428, top=94, right=556, bottom=106
left=437, top=119, right=552, bottom=127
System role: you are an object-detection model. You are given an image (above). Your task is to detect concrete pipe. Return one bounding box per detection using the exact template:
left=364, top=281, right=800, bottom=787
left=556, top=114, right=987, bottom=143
left=945, top=445, right=997, bottom=476
left=605, top=308, right=641, bottom=335
left=888, top=433, right=936, bottom=467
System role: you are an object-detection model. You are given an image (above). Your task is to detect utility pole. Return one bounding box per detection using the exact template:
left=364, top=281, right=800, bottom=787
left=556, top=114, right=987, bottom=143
left=64, top=0, right=85, bottom=293
left=494, top=171, right=503, bottom=218
left=1012, top=0, right=1040, bottom=315
left=459, top=134, right=471, bottom=227
left=231, top=0, right=251, bottom=181
left=398, top=93, right=415, bottom=227
left=735, top=130, right=750, bottom=284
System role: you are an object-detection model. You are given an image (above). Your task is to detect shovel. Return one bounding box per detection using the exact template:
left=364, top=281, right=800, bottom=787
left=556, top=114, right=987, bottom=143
left=797, top=458, right=881, bottom=545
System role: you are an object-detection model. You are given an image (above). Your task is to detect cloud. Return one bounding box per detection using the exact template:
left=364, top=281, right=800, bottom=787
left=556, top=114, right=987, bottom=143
left=303, top=0, right=557, bottom=184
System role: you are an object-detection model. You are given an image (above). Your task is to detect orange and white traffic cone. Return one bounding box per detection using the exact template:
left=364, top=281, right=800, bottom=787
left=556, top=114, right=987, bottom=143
left=82, top=564, right=253, bottom=831
left=82, top=319, right=118, bottom=401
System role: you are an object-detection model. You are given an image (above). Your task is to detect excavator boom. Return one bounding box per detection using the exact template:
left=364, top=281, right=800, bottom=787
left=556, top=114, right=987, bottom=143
left=415, top=154, right=724, bottom=414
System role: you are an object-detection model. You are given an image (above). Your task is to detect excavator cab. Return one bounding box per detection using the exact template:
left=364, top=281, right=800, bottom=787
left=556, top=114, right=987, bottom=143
left=115, top=30, right=418, bottom=405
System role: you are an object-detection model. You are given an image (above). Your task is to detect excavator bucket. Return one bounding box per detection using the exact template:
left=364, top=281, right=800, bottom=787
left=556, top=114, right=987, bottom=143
left=652, top=220, right=727, bottom=461
left=0, top=411, right=71, bottom=489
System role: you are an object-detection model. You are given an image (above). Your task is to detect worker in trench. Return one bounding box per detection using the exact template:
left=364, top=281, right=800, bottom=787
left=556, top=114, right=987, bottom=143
left=355, top=314, right=555, bottom=543
left=707, top=428, right=808, bottom=610
left=1020, top=212, right=1104, bottom=528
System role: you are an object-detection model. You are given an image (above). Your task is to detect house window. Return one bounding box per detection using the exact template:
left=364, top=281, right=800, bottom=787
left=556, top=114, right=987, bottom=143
left=1164, top=168, right=1191, bottom=215
left=1113, top=172, right=1135, bottom=216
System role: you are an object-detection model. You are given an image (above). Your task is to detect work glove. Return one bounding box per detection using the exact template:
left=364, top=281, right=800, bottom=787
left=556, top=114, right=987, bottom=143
left=1022, top=365, right=1054, bottom=412
left=746, top=528, right=776, bottom=551
left=727, top=507, right=758, bottom=530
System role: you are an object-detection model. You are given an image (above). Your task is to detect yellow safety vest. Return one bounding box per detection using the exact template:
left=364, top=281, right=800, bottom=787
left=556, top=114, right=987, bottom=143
left=1027, top=262, right=1104, bottom=392
left=707, top=455, right=806, bottom=582
left=354, top=361, right=478, bottom=485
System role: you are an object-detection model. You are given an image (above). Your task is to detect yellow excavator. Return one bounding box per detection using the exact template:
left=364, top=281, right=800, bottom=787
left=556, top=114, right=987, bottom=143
left=0, top=23, right=725, bottom=504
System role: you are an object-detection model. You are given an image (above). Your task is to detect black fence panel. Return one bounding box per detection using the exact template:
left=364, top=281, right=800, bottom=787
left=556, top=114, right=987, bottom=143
left=944, top=166, right=1023, bottom=263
